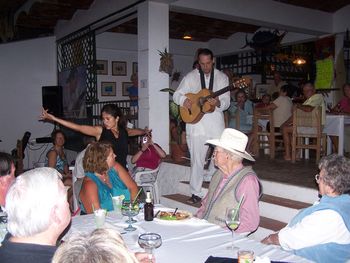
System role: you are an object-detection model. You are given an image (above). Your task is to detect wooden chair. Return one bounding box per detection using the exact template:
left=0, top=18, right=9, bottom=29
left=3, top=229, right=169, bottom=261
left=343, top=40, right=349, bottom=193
left=228, top=108, right=240, bottom=130
left=252, top=108, right=282, bottom=159
left=291, top=106, right=326, bottom=163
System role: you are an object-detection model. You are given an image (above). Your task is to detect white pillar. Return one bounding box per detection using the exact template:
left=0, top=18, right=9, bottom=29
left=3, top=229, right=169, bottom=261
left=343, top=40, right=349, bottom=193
left=138, top=1, right=170, bottom=153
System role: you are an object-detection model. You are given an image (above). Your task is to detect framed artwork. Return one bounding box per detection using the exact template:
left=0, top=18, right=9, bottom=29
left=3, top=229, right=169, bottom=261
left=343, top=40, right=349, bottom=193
left=96, top=60, right=108, bottom=75
left=132, top=62, right=138, bottom=74
left=101, top=82, right=116, bottom=96
left=112, top=61, right=127, bottom=76
left=122, top=82, right=133, bottom=96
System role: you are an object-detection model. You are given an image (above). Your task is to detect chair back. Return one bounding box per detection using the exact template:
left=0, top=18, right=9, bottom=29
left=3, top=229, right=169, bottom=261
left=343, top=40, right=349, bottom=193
left=291, top=106, right=325, bottom=163
left=252, top=108, right=281, bottom=159
left=293, top=106, right=322, bottom=136
left=133, top=165, right=161, bottom=204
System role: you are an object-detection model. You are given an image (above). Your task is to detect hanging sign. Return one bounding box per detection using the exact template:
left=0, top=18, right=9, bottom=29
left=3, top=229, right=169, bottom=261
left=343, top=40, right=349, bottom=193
left=315, top=57, right=334, bottom=90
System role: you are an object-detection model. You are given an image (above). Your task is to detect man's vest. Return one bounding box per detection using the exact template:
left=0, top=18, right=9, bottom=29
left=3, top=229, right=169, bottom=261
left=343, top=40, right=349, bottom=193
left=203, top=166, right=260, bottom=227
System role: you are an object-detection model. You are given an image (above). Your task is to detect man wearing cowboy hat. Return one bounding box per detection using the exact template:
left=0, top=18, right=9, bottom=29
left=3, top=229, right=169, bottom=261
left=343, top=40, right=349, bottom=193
left=196, top=128, right=261, bottom=233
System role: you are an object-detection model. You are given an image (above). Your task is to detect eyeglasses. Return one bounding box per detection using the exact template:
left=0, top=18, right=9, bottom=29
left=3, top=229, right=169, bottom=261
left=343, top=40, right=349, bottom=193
left=315, top=173, right=323, bottom=182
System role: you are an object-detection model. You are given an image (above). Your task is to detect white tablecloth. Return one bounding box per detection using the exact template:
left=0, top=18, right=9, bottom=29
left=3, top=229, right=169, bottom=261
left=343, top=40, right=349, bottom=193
left=324, top=114, right=350, bottom=155
left=65, top=207, right=310, bottom=263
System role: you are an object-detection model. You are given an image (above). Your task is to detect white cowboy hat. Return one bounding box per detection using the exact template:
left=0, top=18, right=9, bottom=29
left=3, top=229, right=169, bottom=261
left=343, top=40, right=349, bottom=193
left=206, top=128, right=255, bottom=161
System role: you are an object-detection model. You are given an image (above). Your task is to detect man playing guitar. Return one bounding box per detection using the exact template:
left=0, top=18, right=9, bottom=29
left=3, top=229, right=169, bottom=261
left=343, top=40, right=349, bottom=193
left=173, top=48, right=230, bottom=204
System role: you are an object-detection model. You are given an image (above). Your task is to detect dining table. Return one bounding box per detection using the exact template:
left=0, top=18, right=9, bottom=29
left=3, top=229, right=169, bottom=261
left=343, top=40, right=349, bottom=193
left=64, top=206, right=311, bottom=263
left=324, top=114, right=350, bottom=155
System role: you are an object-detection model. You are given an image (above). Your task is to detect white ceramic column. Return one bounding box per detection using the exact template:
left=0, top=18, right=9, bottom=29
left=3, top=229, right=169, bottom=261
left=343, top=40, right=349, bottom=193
left=137, top=1, right=170, bottom=153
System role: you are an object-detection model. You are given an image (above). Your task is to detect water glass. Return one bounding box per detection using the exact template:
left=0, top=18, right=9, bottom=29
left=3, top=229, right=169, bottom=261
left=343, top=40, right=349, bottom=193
left=94, top=209, right=106, bottom=228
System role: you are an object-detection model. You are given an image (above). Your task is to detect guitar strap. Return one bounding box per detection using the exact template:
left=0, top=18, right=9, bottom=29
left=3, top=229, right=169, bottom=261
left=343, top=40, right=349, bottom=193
left=199, top=67, right=214, bottom=91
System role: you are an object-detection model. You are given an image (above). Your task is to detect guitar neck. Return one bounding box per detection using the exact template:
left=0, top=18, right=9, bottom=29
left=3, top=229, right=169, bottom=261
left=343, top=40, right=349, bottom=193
left=211, top=85, right=232, bottom=98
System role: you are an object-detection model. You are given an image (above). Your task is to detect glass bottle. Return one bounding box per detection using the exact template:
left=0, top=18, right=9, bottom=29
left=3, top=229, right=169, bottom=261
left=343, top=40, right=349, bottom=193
left=144, top=191, right=154, bottom=221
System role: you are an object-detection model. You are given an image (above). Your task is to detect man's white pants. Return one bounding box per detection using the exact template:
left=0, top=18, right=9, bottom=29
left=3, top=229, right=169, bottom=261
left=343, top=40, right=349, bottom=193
left=187, top=133, right=216, bottom=197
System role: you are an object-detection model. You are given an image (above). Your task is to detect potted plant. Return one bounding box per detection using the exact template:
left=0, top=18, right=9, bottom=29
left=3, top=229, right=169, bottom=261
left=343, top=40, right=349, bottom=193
left=160, top=88, right=189, bottom=163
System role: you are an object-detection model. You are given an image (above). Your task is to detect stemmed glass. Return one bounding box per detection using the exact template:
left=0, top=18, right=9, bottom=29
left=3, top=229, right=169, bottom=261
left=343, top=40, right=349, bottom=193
left=225, top=207, right=240, bottom=250
left=138, top=233, right=162, bottom=263
left=121, top=200, right=139, bottom=231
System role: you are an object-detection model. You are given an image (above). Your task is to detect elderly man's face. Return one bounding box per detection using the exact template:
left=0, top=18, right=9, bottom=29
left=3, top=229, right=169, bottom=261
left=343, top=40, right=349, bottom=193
left=213, top=147, right=227, bottom=168
left=303, top=84, right=315, bottom=99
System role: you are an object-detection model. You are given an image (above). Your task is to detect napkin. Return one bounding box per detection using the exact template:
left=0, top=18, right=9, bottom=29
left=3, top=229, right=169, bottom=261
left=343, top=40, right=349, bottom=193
left=205, top=256, right=286, bottom=263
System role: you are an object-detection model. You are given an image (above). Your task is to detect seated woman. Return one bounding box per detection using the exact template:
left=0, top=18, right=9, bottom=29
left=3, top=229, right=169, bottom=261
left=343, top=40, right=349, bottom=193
left=45, top=130, right=72, bottom=186
left=196, top=129, right=261, bottom=234
left=330, top=83, right=350, bottom=153
left=131, top=133, right=166, bottom=177
left=227, top=90, right=254, bottom=133
left=79, top=142, right=138, bottom=214
left=262, top=154, right=350, bottom=263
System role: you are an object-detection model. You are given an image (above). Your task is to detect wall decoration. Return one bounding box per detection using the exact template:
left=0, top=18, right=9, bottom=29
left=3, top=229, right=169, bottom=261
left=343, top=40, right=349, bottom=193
left=122, top=82, right=133, bottom=96
left=58, top=65, right=87, bottom=118
left=96, top=60, right=108, bottom=75
left=132, top=62, right=138, bottom=74
left=112, top=61, right=127, bottom=76
left=101, top=82, right=116, bottom=96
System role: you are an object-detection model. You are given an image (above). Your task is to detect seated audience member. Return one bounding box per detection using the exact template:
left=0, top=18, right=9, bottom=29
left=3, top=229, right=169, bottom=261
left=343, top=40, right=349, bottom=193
left=268, top=71, right=287, bottom=95
left=262, top=154, right=350, bottom=263
left=80, top=142, right=138, bottom=214
left=196, top=129, right=261, bottom=234
left=255, top=94, right=271, bottom=109
left=72, top=136, right=96, bottom=213
left=0, top=152, right=15, bottom=209
left=263, top=85, right=293, bottom=132
left=0, top=167, right=71, bottom=263
left=131, top=133, right=166, bottom=176
left=329, top=83, right=350, bottom=154
left=331, top=83, right=350, bottom=114
left=227, top=90, right=254, bottom=133
left=281, top=82, right=325, bottom=161
left=52, top=228, right=151, bottom=263
left=45, top=130, right=72, bottom=186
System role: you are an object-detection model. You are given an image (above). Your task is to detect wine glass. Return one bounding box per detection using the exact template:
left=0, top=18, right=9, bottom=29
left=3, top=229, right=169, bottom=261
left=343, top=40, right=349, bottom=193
left=138, top=233, right=162, bottom=263
left=121, top=201, right=139, bottom=231
left=225, top=207, right=240, bottom=250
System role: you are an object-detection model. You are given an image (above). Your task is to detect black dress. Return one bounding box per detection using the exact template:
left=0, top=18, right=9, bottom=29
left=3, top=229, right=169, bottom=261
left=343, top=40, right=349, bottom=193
left=99, top=127, right=128, bottom=169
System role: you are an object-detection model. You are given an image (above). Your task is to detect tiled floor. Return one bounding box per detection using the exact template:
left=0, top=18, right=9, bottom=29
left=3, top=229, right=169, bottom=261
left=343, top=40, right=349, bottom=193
left=247, top=155, right=318, bottom=190
left=165, top=152, right=319, bottom=190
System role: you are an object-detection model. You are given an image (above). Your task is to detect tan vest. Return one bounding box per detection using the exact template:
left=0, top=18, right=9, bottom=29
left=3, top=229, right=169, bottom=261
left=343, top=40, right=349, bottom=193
left=203, top=166, right=259, bottom=227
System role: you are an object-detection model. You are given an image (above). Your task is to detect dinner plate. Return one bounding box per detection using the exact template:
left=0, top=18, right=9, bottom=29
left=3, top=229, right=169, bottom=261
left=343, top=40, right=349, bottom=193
left=156, top=210, right=192, bottom=221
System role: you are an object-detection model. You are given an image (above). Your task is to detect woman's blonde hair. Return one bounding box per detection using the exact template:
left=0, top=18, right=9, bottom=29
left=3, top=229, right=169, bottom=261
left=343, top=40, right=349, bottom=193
left=52, top=228, right=138, bottom=263
left=83, top=142, right=112, bottom=174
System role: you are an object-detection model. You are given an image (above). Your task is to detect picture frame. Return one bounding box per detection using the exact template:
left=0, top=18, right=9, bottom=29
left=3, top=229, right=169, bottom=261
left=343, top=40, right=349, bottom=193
left=132, top=62, right=138, bottom=74
left=112, top=61, right=127, bottom=76
left=96, top=60, right=108, bottom=75
left=122, top=82, right=133, bottom=96
left=101, top=82, right=116, bottom=96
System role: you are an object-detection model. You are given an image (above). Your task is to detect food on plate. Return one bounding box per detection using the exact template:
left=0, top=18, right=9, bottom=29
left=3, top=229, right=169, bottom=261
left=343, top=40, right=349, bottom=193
left=158, top=211, right=190, bottom=220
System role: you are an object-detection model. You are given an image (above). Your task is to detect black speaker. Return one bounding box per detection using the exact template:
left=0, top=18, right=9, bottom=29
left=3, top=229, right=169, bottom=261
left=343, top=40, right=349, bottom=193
left=42, top=86, right=63, bottom=117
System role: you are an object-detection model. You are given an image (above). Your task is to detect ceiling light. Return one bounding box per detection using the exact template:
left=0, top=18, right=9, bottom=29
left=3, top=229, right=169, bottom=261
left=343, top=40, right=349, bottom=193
left=293, top=58, right=306, bottom=65
left=183, top=32, right=192, bottom=40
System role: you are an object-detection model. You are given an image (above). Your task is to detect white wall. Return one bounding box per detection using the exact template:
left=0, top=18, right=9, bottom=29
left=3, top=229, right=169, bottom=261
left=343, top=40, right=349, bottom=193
left=0, top=36, right=57, bottom=168
left=96, top=32, right=207, bottom=97
left=96, top=33, right=137, bottom=101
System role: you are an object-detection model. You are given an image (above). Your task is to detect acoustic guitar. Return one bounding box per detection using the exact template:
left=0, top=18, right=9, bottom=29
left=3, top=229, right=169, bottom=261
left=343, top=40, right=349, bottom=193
left=180, top=79, right=248, bottom=124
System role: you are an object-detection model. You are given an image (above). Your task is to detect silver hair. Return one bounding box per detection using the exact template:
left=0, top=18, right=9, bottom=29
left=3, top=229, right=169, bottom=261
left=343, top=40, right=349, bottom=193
left=52, top=228, right=138, bottom=263
left=319, top=154, right=350, bottom=195
left=5, top=167, right=63, bottom=237
left=222, top=148, right=243, bottom=163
